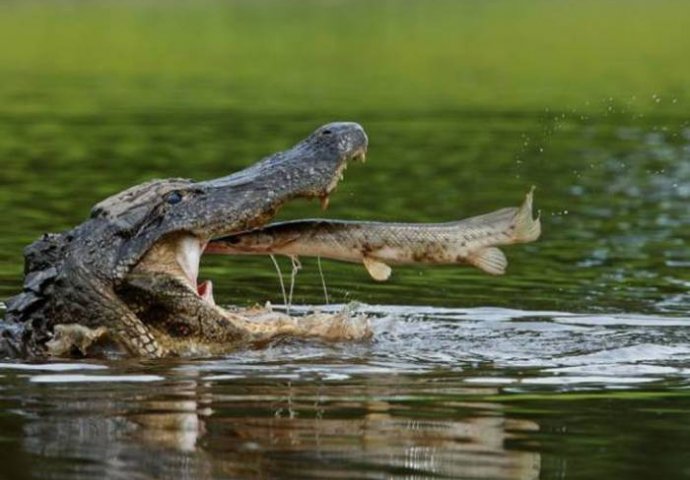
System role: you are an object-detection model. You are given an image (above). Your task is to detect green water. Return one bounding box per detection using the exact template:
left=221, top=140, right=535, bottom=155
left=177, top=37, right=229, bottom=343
left=2, top=1, right=690, bottom=479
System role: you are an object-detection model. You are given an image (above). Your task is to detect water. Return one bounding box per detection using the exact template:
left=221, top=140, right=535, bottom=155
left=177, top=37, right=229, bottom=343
left=2, top=306, right=690, bottom=479
left=2, top=1, right=690, bottom=479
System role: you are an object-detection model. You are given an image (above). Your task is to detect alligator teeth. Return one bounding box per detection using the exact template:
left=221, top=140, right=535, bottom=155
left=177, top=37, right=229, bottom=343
left=351, top=151, right=366, bottom=163
left=320, top=195, right=330, bottom=210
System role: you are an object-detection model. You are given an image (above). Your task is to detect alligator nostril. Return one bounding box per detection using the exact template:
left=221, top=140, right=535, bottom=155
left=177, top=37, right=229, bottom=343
left=321, top=129, right=332, bottom=136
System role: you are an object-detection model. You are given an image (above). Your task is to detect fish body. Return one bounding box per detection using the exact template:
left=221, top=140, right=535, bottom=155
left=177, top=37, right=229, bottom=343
left=207, top=189, right=541, bottom=280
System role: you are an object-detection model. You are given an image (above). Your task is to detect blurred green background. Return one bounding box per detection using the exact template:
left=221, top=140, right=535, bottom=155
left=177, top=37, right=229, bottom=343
left=1, top=0, right=689, bottom=114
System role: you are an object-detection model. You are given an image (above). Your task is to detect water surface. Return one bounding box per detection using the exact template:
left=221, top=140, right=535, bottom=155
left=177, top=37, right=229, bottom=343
left=2, top=306, right=690, bottom=479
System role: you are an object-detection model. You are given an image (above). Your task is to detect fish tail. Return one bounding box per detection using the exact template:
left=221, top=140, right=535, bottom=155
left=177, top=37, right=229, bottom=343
left=461, top=187, right=540, bottom=275
left=512, top=186, right=541, bottom=243
left=455, top=186, right=541, bottom=245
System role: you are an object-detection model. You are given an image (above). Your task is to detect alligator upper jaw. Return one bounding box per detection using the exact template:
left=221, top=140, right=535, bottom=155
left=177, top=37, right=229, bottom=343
left=130, top=122, right=368, bottom=306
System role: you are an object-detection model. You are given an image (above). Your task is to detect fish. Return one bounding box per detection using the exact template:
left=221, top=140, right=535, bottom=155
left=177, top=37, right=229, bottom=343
left=206, top=188, right=541, bottom=281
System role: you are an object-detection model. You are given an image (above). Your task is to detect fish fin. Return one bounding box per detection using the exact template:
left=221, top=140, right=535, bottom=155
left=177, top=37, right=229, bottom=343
left=362, top=256, right=392, bottom=281
left=513, top=186, right=541, bottom=243
left=467, top=247, right=507, bottom=275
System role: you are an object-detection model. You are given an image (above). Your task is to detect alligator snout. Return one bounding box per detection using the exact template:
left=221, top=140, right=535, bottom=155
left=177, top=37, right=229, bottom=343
left=313, top=121, right=368, bottom=160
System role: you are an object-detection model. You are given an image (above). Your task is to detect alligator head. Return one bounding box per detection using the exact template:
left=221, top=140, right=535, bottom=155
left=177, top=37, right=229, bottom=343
left=2, top=122, right=368, bottom=358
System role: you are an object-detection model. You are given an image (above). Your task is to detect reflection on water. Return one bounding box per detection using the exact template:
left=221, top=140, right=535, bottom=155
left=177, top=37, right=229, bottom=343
left=13, top=377, right=541, bottom=479
left=2, top=306, right=690, bottom=479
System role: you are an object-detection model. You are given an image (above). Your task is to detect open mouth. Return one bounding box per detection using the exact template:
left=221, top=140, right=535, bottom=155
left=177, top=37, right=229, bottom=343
left=166, top=147, right=367, bottom=307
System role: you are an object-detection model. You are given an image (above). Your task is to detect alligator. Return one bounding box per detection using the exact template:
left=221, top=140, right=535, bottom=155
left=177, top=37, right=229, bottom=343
left=1, top=122, right=370, bottom=358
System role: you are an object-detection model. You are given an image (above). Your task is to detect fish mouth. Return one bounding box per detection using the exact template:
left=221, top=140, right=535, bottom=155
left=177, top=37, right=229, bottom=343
left=162, top=145, right=367, bottom=307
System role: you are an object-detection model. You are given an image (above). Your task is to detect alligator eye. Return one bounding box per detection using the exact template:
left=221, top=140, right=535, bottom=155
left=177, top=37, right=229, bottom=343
left=321, top=129, right=332, bottom=136
left=166, top=191, right=184, bottom=205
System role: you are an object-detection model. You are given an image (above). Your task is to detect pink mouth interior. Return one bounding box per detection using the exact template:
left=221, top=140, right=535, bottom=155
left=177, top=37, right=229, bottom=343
left=197, top=280, right=215, bottom=306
